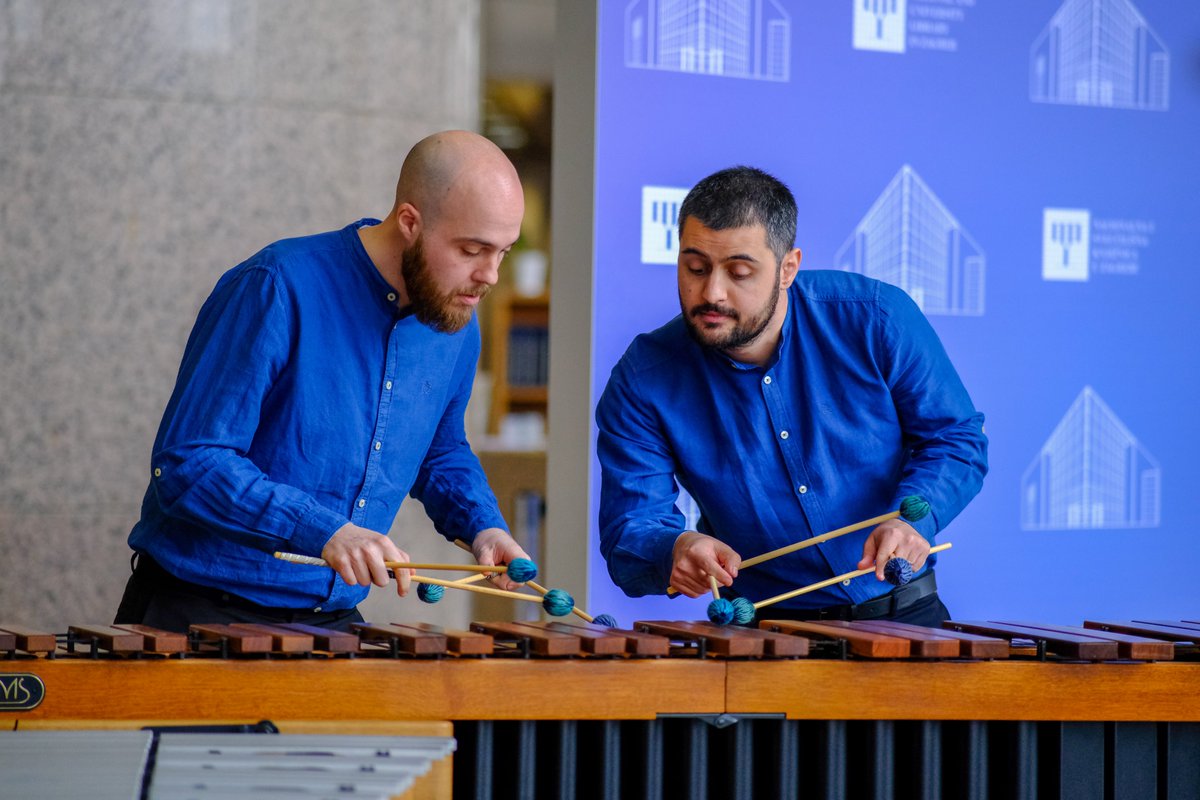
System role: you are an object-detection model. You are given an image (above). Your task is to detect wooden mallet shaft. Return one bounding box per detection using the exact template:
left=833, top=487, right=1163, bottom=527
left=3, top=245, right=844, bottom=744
left=410, top=574, right=546, bottom=604
left=666, top=509, right=905, bottom=596
left=740, top=510, right=908, bottom=569
left=452, top=539, right=595, bottom=623
left=707, top=575, right=721, bottom=601
left=273, top=551, right=515, bottom=575
left=751, top=542, right=951, bottom=611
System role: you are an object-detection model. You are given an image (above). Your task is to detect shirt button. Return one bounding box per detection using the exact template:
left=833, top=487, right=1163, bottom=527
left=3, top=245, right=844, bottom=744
left=386, top=292, right=397, bottom=302
left=385, top=381, right=393, bottom=391
left=798, top=485, right=808, bottom=494
left=313, top=606, right=322, bottom=612
left=357, top=499, right=366, bottom=509
left=780, top=430, right=789, bottom=440
left=842, top=579, right=851, bottom=586
left=763, top=376, right=772, bottom=385
left=153, top=467, right=162, bottom=477
left=374, top=441, right=382, bottom=451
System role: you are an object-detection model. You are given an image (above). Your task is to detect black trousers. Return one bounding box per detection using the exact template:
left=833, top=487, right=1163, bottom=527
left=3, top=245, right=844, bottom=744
left=114, top=553, right=363, bottom=634
left=756, top=570, right=950, bottom=627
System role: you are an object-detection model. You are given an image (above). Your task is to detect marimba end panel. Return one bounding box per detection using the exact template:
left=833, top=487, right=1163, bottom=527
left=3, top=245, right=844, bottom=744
left=726, top=661, right=1200, bottom=721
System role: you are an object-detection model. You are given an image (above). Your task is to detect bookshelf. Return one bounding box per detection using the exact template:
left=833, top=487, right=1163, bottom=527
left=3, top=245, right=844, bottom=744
left=487, top=290, right=549, bottom=435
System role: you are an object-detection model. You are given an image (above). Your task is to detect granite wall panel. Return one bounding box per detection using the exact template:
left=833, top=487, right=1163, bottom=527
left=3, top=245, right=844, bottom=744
left=0, top=0, right=483, bottom=630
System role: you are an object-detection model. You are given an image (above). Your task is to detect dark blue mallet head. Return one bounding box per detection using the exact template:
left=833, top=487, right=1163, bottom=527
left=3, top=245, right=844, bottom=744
left=505, top=557, right=538, bottom=583
left=542, top=588, right=575, bottom=617
left=592, top=614, right=620, bottom=628
left=417, top=582, right=445, bottom=603
left=884, top=557, right=914, bottom=586
left=899, top=495, right=930, bottom=522
left=707, top=597, right=736, bottom=625
left=730, top=597, right=756, bottom=625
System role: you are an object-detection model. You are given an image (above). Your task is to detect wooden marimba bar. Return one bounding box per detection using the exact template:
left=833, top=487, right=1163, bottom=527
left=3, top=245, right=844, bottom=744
left=3, top=617, right=1197, bottom=663
left=3, top=619, right=1200, bottom=799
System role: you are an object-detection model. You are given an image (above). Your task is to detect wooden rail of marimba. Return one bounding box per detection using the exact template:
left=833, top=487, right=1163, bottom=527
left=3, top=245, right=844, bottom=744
left=1, top=619, right=1199, bottom=726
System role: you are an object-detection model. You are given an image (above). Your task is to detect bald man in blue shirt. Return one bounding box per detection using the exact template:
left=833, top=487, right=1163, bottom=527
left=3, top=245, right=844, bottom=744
left=596, top=167, right=987, bottom=624
left=116, top=131, right=531, bottom=632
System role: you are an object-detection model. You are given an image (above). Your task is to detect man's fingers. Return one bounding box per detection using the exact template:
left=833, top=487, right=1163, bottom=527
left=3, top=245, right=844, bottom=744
left=368, top=558, right=392, bottom=588
left=352, top=554, right=376, bottom=586
left=670, top=569, right=705, bottom=598
left=395, top=567, right=412, bottom=597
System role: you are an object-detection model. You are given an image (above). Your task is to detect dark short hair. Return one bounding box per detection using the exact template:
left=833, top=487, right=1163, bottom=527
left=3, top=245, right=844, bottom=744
left=677, top=166, right=797, bottom=262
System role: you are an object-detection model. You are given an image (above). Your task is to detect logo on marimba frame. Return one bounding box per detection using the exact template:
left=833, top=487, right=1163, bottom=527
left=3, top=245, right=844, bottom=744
left=0, top=674, right=45, bottom=711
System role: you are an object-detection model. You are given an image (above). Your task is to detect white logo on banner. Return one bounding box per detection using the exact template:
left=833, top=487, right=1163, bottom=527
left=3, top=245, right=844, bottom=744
left=1031, top=0, right=1169, bottom=111
left=1042, top=208, right=1091, bottom=282
left=836, top=165, right=984, bottom=316
left=624, top=0, right=791, bottom=82
left=1021, top=387, right=1161, bottom=530
left=853, top=0, right=907, bottom=53
left=641, top=186, right=689, bottom=264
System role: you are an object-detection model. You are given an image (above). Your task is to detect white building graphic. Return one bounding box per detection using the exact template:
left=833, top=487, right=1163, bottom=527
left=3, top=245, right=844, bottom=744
left=641, top=185, right=689, bottom=264
left=1030, top=0, right=1169, bottom=111
left=835, top=165, right=985, bottom=316
left=625, top=0, right=791, bottom=82
left=1043, top=208, right=1091, bottom=281
left=1022, top=387, right=1161, bottom=530
left=853, top=0, right=907, bottom=54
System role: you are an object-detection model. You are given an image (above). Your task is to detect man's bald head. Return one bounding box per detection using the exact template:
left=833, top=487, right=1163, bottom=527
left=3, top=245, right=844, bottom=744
left=394, top=130, right=520, bottom=226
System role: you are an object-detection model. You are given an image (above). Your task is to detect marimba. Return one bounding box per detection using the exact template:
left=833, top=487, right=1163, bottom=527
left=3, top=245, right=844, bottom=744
left=3, top=619, right=1199, bottom=800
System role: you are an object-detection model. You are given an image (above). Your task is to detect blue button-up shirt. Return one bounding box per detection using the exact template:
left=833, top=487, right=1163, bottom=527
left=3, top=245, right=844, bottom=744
left=596, top=270, right=987, bottom=608
left=129, top=220, right=506, bottom=609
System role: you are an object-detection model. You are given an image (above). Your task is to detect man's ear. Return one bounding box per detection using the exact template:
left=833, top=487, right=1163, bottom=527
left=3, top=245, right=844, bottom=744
left=395, top=202, right=422, bottom=242
left=779, top=247, right=802, bottom=289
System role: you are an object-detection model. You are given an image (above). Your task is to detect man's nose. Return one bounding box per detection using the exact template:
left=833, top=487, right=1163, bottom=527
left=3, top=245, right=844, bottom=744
left=700, top=272, right=727, bottom=304
left=475, top=253, right=502, bottom=286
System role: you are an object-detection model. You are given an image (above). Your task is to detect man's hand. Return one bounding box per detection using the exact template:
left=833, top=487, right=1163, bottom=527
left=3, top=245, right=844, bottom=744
left=857, top=518, right=930, bottom=581
left=471, top=528, right=531, bottom=591
left=670, top=531, right=741, bottom=598
left=322, top=523, right=413, bottom=597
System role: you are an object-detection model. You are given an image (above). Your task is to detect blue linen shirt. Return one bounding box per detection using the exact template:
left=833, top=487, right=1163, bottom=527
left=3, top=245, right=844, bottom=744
left=596, top=270, right=987, bottom=608
left=128, top=220, right=506, bottom=609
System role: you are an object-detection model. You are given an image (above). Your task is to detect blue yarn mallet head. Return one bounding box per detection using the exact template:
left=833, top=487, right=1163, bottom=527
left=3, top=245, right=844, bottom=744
left=884, top=557, right=914, bottom=586
left=730, top=597, right=756, bottom=625
left=417, top=583, right=444, bottom=604
left=591, top=614, right=620, bottom=628
left=541, top=588, right=575, bottom=617
left=707, top=598, right=735, bottom=625
left=899, top=495, right=930, bottom=522
left=505, top=557, right=538, bottom=583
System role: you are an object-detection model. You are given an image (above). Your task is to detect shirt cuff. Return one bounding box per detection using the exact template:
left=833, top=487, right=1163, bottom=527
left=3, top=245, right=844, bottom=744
left=448, top=507, right=510, bottom=547
left=893, top=492, right=939, bottom=541
left=290, top=504, right=350, bottom=557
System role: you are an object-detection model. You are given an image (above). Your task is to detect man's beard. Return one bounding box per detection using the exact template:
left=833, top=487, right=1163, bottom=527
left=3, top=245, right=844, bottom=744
left=681, top=266, right=781, bottom=353
left=400, top=236, right=490, bottom=334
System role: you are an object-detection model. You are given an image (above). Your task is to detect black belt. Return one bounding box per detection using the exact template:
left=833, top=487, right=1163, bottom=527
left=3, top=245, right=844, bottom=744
left=779, top=570, right=938, bottom=621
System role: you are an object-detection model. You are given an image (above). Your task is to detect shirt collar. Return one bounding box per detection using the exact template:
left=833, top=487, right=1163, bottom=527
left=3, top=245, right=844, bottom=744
left=343, top=218, right=412, bottom=319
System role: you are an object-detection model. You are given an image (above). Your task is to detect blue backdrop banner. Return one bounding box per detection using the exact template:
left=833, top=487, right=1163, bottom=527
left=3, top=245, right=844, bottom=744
left=586, top=0, right=1200, bottom=625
